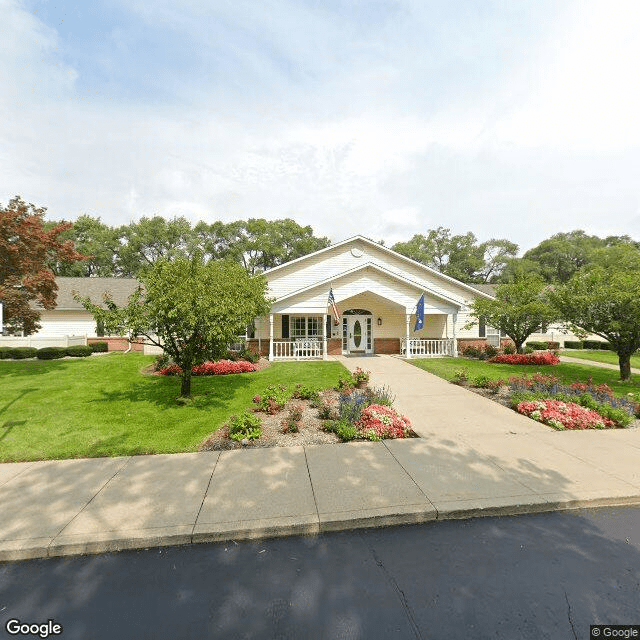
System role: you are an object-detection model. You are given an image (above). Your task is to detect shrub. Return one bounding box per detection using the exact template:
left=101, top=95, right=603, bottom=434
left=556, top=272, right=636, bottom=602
left=546, top=341, right=560, bottom=350
left=452, top=369, right=469, bottom=384
left=483, top=344, right=499, bottom=358
left=502, top=343, right=516, bottom=355
left=36, top=347, right=66, bottom=360
left=563, top=341, right=583, bottom=349
left=516, top=399, right=615, bottom=430
left=226, top=412, right=262, bottom=441
left=323, top=419, right=359, bottom=441
left=461, top=345, right=481, bottom=359
left=356, top=404, right=412, bottom=440
left=10, top=347, right=38, bottom=359
left=472, top=374, right=491, bottom=388
left=489, top=352, right=560, bottom=366
left=154, top=353, right=172, bottom=371
left=523, top=346, right=534, bottom=354
left=526, top=341, right=547, bottom=350
left=335, top=376, right=355, bottom=392
left=65, top=345, right=93, bottom=358
left=253, top=384, right=290, bottom=413
left=281, top=403, right=304, bottom=433
left=352, top=367, right=370, bottom=385
left=0, top=347, right=15, bottom=359
left=90, top=341, right=108, bottom=353
left=238, top=347, right=260, bottom=364
left=599, top=342, right=613, bottom=351
left=583, top=340, right=605, bottom=350
left=292, top=384, right=318, bottom=400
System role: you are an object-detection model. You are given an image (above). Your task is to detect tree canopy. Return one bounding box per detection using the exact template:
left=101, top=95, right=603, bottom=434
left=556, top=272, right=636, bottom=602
left=548, top=245, right=640, bottom=380
left=75, top=255, right=271, bottom=396
left=392, top=228, right=518, bottom=283
left=1, top=196, right=85, bottom=334
left=466, top=274, right=558, bottom=353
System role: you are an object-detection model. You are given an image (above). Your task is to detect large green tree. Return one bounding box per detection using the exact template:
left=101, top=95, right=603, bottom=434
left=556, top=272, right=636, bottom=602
left=0, top=196, right=85, bottom=334
left=392, top=228, right=517, bottom=283
left=548, top=245, right=640, bottom=381
left=466, top=274, right=558, bottom=353
left=522, top=230, right=639, bottom=283
left=76, top=255, right=271, bottom=397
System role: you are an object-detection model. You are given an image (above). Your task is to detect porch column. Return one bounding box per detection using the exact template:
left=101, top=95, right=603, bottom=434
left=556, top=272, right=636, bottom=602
left=322, top=313, right=328, bottom=360
left=452, top=313, right=458, bottom=357
left=268, top=314, right=274, bottom=361
left=405, top=313, right=411, bottom=359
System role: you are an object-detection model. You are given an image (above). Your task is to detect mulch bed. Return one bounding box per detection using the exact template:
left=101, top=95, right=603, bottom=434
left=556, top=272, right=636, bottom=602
left=199, top=390, right=341, bottom=451
left=464, top=383, right=640, bottom=429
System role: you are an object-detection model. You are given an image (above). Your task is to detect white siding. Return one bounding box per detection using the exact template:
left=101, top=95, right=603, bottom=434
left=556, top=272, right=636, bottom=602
left=267, top=239, right=480, bottom=308
left=36, top=311, right=98, bottom=337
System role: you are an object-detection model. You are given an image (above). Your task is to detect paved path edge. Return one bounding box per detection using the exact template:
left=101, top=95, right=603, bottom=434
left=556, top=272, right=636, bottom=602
left=3, top=495, right=640, bottom=563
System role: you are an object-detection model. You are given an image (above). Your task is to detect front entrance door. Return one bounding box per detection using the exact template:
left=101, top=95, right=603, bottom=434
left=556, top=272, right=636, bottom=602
left=345, top=315, right=372, bottom=353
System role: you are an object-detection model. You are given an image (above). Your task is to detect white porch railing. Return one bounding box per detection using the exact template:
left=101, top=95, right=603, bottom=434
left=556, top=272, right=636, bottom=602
left=272, top=339, right=323, bottom=360
left=402, top=338, right=455, bottom=358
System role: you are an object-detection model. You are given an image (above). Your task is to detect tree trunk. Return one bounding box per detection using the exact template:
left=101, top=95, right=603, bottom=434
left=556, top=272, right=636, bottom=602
left=515, top=341, right=524, bottom=354
left=180, top=368, right=192, bottom=397
left=619, top=352, right=632, bottom=382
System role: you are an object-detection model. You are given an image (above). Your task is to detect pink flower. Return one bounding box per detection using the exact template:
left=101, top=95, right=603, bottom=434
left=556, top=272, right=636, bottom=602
left=516, top=399, right=614, bottom=430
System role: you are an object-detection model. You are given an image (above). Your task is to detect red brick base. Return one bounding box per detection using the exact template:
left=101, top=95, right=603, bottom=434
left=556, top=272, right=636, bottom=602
left=87, top=337, right=144, bottom=352
left=456, top=338, right=487, bottom=353
left=327, top=338, right=342, bottom=355
left=374, top=338, right=401, bottom=354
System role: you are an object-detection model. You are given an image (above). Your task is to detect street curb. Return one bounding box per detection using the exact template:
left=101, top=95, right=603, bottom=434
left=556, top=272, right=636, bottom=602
left=3, top=495, right=640, bottom=563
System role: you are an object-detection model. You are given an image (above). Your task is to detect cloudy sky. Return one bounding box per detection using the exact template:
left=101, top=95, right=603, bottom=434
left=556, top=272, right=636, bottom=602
left=2, top=0, right=639, bottom=253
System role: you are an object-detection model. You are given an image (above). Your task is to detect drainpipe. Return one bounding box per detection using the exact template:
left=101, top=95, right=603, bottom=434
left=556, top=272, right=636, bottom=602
left=124, top=338, right=132, bottom=354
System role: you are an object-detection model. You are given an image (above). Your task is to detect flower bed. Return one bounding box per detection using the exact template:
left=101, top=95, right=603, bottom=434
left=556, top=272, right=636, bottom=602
left=489, top=352, right=560, bottom=365
left=159, top=359, right=257, bottom=376
left=357, top=404, right=412, bottom=440
left=516, top=399, right=615, bottom=430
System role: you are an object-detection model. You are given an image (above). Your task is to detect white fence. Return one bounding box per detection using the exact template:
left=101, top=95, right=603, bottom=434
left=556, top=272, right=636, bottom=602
left=0, top=335, right=87, bottom=348
left=272, top=339, right=323, bottom=360
left=402, top=338, right=455, bottom=358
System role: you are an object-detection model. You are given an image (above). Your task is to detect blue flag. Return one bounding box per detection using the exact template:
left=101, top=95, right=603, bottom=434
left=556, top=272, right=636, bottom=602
left=414, top=294, right=425, bottom=331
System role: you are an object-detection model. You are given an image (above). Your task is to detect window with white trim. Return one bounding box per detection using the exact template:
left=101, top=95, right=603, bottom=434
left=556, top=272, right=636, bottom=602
left=291, top=316, right=323, bottom=339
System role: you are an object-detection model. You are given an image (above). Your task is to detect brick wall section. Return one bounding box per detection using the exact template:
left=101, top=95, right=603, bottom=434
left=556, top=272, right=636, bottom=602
left=456, top=338, right=487, bottom=354
left=374, top=338, right=401, bottom=354
left=327, top=338, right=342, bottom=355
left=87, top=337, right=144, bottom=352
left=246, top=339, right=270, bottom=357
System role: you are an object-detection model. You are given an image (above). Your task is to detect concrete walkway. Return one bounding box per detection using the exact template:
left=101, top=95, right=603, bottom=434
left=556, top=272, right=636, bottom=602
left=560, top=354, right=640, bottom=375
left=2, top=355, right=640, bottom=562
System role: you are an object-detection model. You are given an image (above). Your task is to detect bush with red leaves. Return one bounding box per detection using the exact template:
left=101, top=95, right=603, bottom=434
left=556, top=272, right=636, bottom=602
left=488, top=351, right=560, bottom=366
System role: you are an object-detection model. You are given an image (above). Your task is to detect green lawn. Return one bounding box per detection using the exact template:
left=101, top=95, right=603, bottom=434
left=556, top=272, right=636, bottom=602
left=561, top=349, right=640, bottom=369
left=409, top=357, right=640, bottom=397
left=0, top=353, right=347, bottom=463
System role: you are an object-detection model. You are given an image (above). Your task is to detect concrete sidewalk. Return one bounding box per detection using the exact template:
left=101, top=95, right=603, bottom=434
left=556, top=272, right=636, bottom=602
left=560, top=354, right=640, bottom=375
left=2, top=355, right=640, bottom=562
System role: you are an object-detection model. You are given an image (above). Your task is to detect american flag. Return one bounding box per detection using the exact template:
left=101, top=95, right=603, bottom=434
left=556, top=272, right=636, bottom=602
left=328, top=288, right=340, bottom=324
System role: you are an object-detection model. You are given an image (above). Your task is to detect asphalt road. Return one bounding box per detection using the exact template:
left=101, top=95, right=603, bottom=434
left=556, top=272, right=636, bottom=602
left=2, top=507, right=640, bottom=639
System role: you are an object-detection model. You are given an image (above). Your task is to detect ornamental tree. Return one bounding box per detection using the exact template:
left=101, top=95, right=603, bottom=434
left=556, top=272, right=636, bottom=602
left=466, top=274, right=558, bottom=354
left=0, top=196, right=85, bottom=334
left=76, top=255, right=271, bottom=397
left=548, top=245, right=640, bottom=381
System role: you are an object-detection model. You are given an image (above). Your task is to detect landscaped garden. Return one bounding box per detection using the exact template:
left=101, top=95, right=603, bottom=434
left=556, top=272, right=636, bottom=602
left=0, top=355, right=413, bottom=463
left=410, top=354, right=640, bottom=431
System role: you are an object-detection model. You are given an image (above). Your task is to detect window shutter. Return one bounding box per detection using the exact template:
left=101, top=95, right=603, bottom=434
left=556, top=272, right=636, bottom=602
left=478, top=319, right=486, bottom=338
left=282, top=315, right=289, bottom=339
left=326, top=315, right=331, bottom=338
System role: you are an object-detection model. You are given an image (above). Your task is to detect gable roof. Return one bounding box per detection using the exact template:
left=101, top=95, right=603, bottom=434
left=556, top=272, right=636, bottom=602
left=273, top=262, right=463, bottom=308
left=465, top=283, right=497, bottom=296
left=263, top=235, right=495, bottom=300
left=51, top=277, right=141, bottom=310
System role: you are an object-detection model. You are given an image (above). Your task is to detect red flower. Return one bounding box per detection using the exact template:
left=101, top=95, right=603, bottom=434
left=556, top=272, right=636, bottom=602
left=489, top=352, right=560, bottom=365
left=159, top=359, right=257, bottom=376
